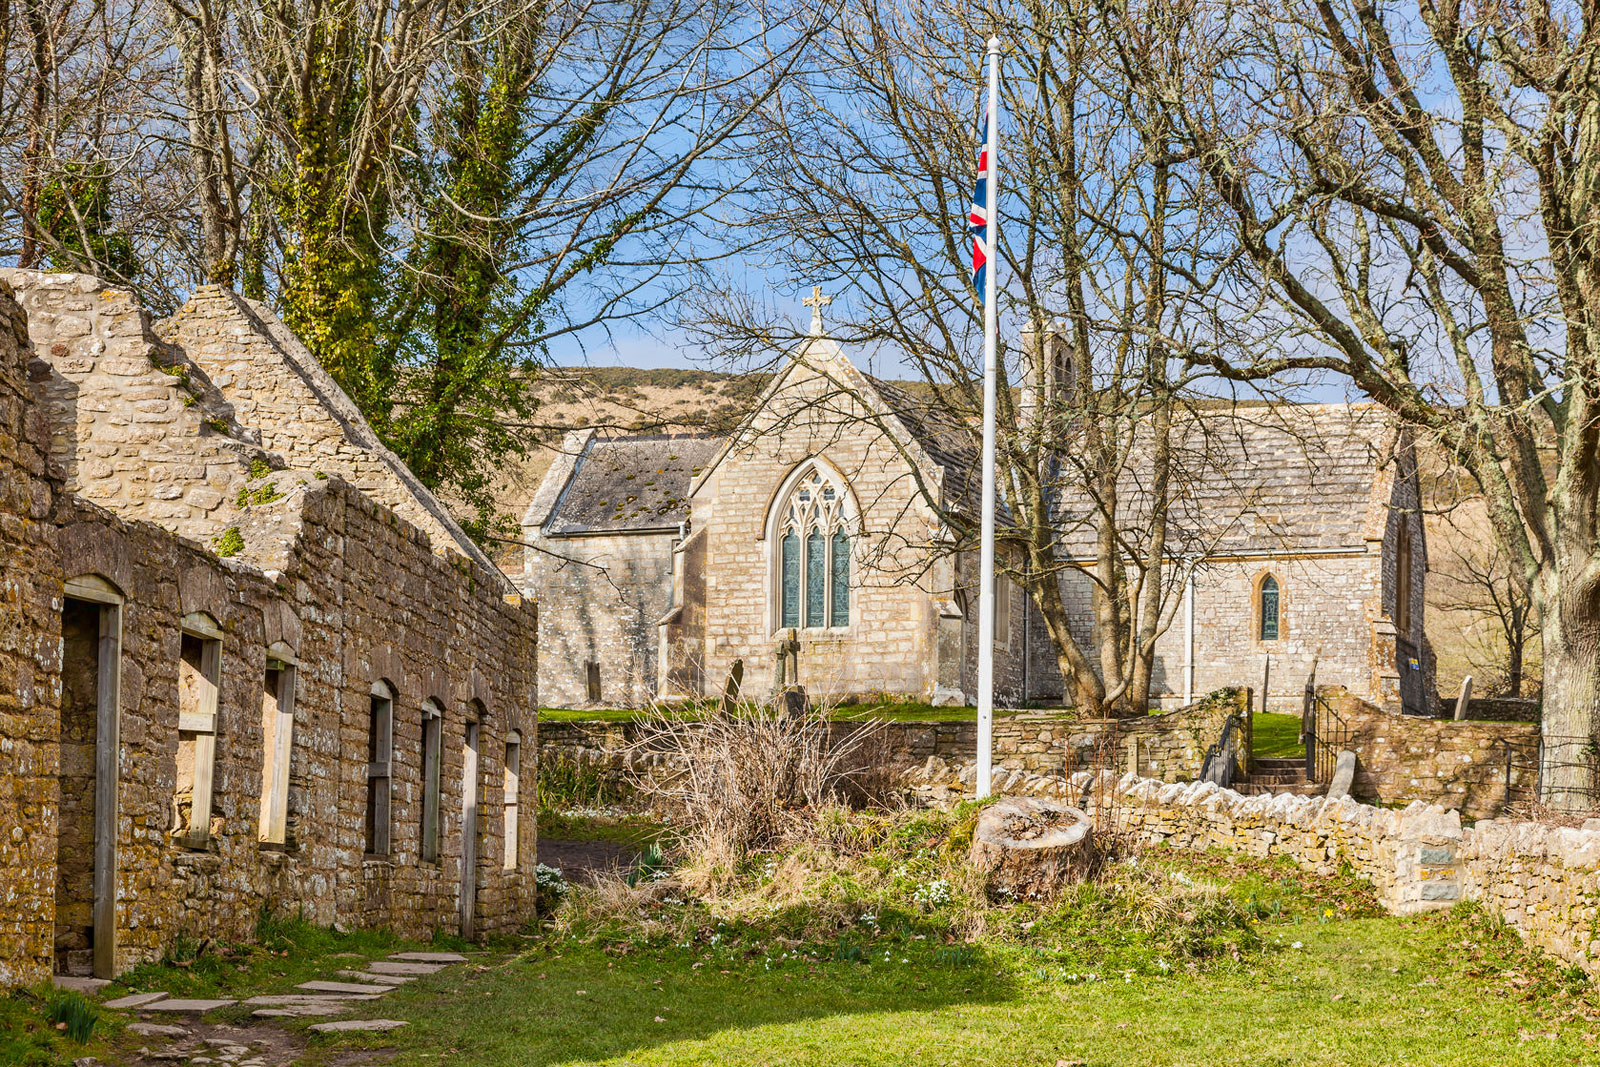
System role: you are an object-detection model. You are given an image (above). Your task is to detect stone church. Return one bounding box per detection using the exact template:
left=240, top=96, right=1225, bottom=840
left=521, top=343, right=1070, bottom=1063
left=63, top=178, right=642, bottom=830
left=521, top=318, right=1433, bottom=716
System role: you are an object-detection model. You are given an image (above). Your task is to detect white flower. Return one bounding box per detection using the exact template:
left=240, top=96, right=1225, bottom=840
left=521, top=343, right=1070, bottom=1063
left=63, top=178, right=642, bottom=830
left=1291, top=941, right=1304, bottom=950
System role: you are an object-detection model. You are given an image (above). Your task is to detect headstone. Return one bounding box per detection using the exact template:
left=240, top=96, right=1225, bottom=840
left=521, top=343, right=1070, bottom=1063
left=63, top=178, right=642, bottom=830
left=721, top=658, right=743, bottom=715
left=1326, top=750, right=1357, bottom=800
left=1453, top=675, right=1473, bottom=721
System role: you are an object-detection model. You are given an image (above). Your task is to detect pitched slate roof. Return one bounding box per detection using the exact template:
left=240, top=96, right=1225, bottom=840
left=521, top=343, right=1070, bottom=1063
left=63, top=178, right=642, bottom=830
left=1049, top=403, right=1400, bottom=558
left=544, top=433, right=725, bottom=535
left=862, top=374, right=987, bottom=515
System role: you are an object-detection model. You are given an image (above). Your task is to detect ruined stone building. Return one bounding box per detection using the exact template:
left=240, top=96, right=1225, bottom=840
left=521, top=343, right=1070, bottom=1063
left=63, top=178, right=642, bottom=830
left=521, top=324, right=1431, bottom=714
left=0, top=271, right=538, bottom=988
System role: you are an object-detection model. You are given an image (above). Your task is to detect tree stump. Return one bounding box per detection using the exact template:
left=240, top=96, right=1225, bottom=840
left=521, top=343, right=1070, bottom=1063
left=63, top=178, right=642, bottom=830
left=968, top=797, right=1096, bottom=899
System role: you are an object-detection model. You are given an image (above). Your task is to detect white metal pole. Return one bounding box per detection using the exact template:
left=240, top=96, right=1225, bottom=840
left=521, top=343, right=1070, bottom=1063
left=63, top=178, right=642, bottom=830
left=1183, top=570, right=1195, bottom=705
left=976, top=36, right=1001, bottom=799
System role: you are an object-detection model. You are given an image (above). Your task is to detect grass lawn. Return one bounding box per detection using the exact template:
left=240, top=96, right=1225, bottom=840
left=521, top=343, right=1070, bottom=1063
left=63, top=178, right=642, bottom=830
left=540, top=704, right=1072, bottom=724
left=329, top=905, right=1597, bottom=1067
left=1251, top=711, right=1305, bottom=759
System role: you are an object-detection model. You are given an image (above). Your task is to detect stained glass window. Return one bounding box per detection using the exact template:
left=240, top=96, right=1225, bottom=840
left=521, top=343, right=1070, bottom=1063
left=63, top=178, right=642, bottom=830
left=774, top=463, right=854, bottom=631
left=1260, top=575, right=1280, bottom=641
left=781, top=531, right=800, bottom=627
left=805, top=530, right=826, bottom=627
left=830, top=530, right=850, bottom=625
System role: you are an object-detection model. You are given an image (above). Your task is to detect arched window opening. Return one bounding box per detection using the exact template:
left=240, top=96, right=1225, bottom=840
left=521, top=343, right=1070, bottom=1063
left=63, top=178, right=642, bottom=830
left=774, top=464, right=852, bottom=630
left=1259, top=575, right=1281, bottom=641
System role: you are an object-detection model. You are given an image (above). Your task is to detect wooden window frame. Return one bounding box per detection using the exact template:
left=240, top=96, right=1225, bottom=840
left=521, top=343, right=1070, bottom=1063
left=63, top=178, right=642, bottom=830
left=175, top=613, right=223, bottom=850
left=420, top=700, right=444, bottom=865
left=366, top=681, right=394, bottom=858
left=502, top=732, right=521, bottom=871
left=258, top=645, right=297, bottom=847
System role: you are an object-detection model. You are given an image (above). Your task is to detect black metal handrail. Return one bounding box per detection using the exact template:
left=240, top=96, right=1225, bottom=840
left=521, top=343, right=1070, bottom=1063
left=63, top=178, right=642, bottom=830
left=1303, top=692, right=1350, bottom=784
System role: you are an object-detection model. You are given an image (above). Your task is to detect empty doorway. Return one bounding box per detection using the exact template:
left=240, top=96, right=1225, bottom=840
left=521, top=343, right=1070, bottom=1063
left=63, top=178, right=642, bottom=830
left=55, top=577, right=122, bottom=979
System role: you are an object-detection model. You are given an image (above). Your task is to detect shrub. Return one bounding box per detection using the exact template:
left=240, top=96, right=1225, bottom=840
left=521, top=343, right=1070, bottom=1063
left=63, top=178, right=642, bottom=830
left=627, top=700, right=889, bottom=871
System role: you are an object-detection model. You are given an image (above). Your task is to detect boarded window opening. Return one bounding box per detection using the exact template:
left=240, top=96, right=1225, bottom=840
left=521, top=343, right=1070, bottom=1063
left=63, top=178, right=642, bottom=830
left=1395, top=521, right=1413, bottom=635
left=994, top=572, right=1013, bottom=650
left=503, top=733, right=521, bottom=870
left=258, top=655, right=296, bottom=845
left=420, top=701, right=443, bottom=864
left=174, top=619, right=222, bottom=849
left=585, top=661, right=601, bottom=703
left=366, top=683, right=394, bottom=857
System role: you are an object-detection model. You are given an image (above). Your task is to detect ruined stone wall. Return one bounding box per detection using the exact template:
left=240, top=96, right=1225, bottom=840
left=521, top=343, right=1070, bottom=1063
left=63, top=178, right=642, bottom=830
left=41, top=477, right=538, bottom=977
left=1319, top=687, right=1537, bottom=820
left=522, top=529, right=676, bottom=708
left=156, top=286, right=498, bottom=575
left=0, top=283, right=61, bottom=987
left=0, top=270, right=261, bottom=547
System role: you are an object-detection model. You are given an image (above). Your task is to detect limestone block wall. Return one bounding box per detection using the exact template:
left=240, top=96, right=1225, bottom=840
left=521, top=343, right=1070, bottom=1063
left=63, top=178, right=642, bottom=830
left=156, top=286, right=499, bottom=576
left=0, top=270, right=261, bottom=546
left=522, top=529, right=677, bottom=708
left=1319, top=687, right=1538, bottom=819
left=41, top=479, right=539, bottom=977
left=0, top=283, right=61, bottom=987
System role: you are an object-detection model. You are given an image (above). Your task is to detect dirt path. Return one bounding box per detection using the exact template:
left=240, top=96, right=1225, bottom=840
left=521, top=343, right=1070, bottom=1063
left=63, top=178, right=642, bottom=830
left=538, top=839, right=642, bottom=884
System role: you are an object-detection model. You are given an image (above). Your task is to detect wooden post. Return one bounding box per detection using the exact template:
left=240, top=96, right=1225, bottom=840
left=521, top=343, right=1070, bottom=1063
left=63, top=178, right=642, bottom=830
left=1453, top=675, right=1474, bottom=721
left=92, top=602, right=122, bottom=980
left=1261, top=655, right=1271, bottom=716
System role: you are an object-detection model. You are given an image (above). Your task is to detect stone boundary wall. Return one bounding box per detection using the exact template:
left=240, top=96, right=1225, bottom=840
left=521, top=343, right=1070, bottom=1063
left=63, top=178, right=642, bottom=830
left=1319, top=687, right=1538, bottom=819
left=537, top=690, right=1245, bottom=794
left=1054, top=772, right=1600, bottom=976
left=1439, top=696, right=1541, bottom=723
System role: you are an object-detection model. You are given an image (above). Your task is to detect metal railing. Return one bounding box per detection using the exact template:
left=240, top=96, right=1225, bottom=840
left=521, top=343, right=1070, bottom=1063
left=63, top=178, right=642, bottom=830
left=1303, top=692, right=1350, bottom=784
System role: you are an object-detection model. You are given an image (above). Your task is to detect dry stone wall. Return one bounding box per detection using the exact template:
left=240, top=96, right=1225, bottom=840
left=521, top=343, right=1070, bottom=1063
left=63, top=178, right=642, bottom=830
left=1071, top=773, right=1600, bottom=975
left=0, top=283, right=61, bottom=986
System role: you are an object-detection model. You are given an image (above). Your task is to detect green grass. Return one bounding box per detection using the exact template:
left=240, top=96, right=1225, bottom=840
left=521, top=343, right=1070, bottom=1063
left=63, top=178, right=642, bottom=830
left=539, top=809, right=668, bottom=846
left=540, top=704, right=1070, bottom=724
left=319, top=886, right=1598, bottom=1066
left=0, top=986, right=116, bottom=1066
left=1251, top=711, right=1305, bottom=759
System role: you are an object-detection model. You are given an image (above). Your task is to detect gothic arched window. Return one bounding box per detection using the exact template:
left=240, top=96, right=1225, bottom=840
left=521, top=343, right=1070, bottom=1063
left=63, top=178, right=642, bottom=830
left=1259, top=574, right=1281, bottom=641
left=774, top=464, right=852, bottom=630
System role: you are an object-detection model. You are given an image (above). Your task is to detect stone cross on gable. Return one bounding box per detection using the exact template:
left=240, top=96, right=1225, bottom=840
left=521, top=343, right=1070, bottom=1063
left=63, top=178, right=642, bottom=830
left=803, top=285, right=832, bottom=336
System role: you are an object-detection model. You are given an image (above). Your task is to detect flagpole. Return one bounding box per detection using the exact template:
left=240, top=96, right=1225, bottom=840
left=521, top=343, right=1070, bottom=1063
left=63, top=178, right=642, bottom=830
left=976, top=35, right=1001, bottom=799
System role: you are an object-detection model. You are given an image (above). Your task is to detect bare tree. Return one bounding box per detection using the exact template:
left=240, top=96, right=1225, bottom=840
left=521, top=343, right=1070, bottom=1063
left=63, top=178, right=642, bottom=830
left=1116, top=0, right=1600, bottom=804
left=693, top=0, right=1275, bottom=715
left=1435, top=536, right=1541, bottom=699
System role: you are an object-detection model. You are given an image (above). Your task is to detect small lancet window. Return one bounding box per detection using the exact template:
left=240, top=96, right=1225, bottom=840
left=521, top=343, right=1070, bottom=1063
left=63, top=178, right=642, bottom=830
left=1259, top=575, right=1281, bottom=641
left=774, top=464, right=852, bottom=630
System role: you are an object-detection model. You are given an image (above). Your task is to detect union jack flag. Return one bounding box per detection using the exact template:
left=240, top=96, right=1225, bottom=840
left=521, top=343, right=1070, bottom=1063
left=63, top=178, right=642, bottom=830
left=968, top=118, right=990, bottom=302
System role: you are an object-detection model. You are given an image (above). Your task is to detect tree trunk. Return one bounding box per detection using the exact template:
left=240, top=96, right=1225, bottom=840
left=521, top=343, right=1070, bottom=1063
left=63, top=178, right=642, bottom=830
left=1537, top=582, right=1600, bottom=811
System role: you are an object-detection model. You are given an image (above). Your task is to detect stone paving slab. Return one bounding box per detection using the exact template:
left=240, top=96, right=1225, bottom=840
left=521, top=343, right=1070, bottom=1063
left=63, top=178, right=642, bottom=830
left=252, top=1003, right=352, bottom=1019
left=297, top=980, right=394, bottom=995
left=337, top=970, right=412, bottom=985
left=244, top=994, right=382, bottom=1006
left=389, top=951, right=467, bottom=963
left=105, top=991, right=169, bottom=1009
left=309, top=1019, right=408, bottom=1033
left=142, top=998, right=237, bottom=1013
left=51, top=975, right=110, bottom=993
left=365, top=960, right=443, bottom=975
left=128, top=1022, right=191, bottom=1038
